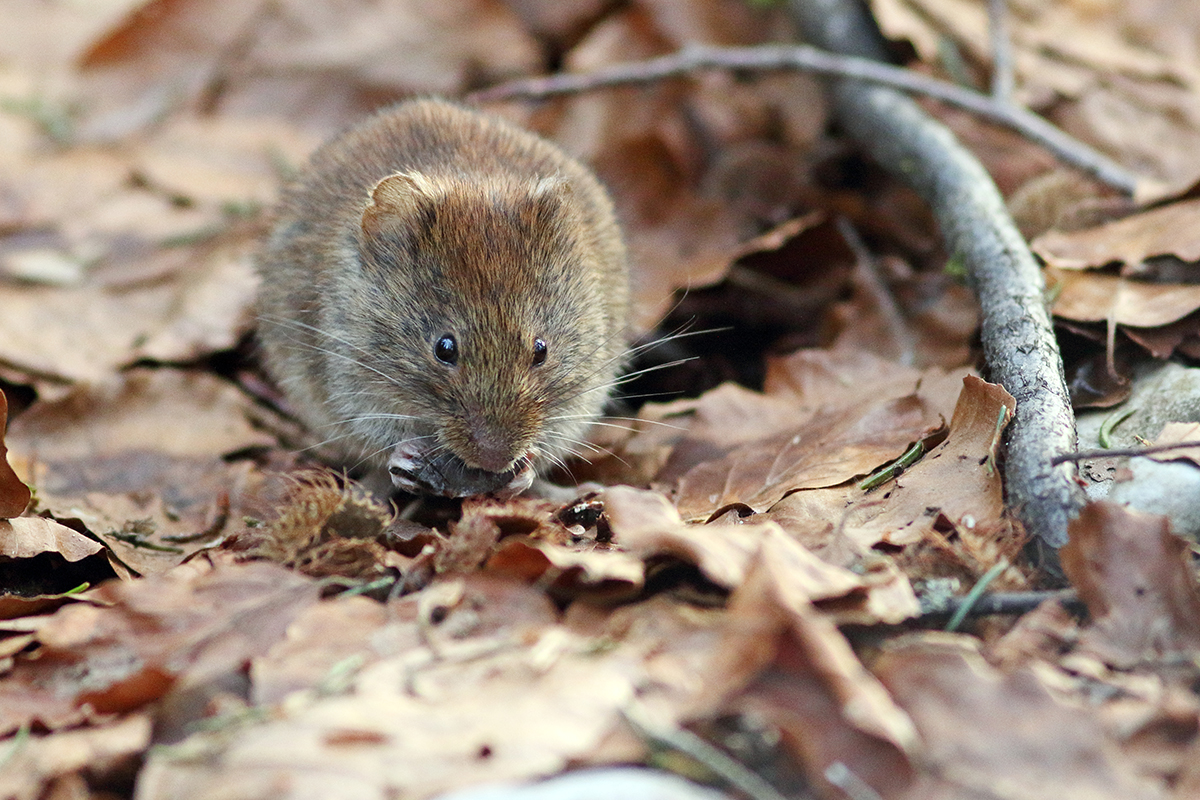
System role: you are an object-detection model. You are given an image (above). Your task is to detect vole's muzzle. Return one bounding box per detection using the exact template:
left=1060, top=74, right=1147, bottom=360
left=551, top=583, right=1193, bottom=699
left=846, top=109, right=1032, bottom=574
left=388, top=444, right=534, bottom=498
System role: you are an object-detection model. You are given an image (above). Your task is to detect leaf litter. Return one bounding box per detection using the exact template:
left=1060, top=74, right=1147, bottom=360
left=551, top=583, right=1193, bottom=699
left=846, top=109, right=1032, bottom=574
left=3, top=1, right=1200, bottom=799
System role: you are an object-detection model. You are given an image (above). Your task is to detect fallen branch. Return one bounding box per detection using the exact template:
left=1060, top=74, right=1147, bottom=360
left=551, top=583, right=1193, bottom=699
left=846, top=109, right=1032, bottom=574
left=786, top=0, right=1086, bottom=550
left=469, top=42, right=1140, bottom=196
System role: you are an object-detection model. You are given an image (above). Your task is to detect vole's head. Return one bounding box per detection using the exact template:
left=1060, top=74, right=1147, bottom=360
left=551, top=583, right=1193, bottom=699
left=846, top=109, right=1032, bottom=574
left=333, top=169, right=624, bottom=497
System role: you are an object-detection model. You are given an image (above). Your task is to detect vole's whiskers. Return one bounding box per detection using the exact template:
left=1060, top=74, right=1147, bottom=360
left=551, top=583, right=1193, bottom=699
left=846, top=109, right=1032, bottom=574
left=543, top=428, right=625, bottom=460
left=349, top=433, right=437, bottom=474
left=261, top=315, right=410, bottom=394
left=331, top=412, right=423, bottom=424
left=541, top=432, right=601, bottom=457
left=546, top=322, right=717, bottom=407
left=297, top=429, right=371, bottom=454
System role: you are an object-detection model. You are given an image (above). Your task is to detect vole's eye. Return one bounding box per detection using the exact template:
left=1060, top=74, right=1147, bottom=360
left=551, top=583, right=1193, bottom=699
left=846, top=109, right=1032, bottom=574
left=434, top=334, right=458, bottom=365
left=532, top=338, right=548, bottom=367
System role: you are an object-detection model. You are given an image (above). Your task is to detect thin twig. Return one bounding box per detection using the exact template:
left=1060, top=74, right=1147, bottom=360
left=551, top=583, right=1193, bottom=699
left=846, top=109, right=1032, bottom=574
left=1051, top=440, right=1200, bottom=466
left=468, top=42, right=1140, bottom=196
left=919, top=588, right=1081, bottom=621
left=787, top=0, right=1087, bottom=551
left=837, top=216, right=918, bottom=366
left=988, top=0, right=1015, bottom=103
left=621, top=704, right=790, bottom=800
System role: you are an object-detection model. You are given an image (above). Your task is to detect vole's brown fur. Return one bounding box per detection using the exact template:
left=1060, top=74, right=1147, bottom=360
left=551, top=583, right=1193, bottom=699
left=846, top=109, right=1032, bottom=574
left=256, top=98, right=629, bottom=497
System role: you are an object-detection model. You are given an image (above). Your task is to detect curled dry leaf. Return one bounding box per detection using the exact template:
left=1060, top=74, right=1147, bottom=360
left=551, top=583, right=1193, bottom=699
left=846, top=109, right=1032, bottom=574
left=1034, top=198, right=1200, bottom=271
left=1122, top=312, right=1200, bottom=361
left=485, top=538, right=646, bottom=603
left=78, top=0, right=541, bottom=128
left=0, top=713, right=151, bottom=800
left=845, top=375, right=1015, bottom=549
left=8, top=369, right=279, bottom=575
left=875, top=635, right=1162, bottom=800
left=0, top=560, right=320, bottom=736
left=694, top=550, right=919, bottom=800
left=137, top=579, right=723, bottom=800
left=1061, top=501, right=1200, bottom=668
left=1051, top=270, right=1200, bottom=329
left=0, top=389, right=31, bottom=518
left=603, top=485, right=919, bottom=624
left=0, top=517, right=103, bottom=564
left=670, top=390, right=944, bottom=520
left=440, top=495, right=567, bottom=574
left=1149, top=422, right=1200, bottom=467
left=429, top=495, right=649, bottom=601
left=0, top=517, right=116, bottom=611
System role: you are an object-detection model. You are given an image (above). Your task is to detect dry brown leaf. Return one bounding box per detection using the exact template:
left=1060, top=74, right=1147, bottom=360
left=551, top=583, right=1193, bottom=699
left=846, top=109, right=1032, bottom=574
left=0, top=120, right=269, bottom=391
left=1149, top=422, right=1200, bottom=466
left=764, top=348, right=927, bottom=408
left=871, top=0, right=1200, bottom=195
left=441, top=495, right=568, bottom=571
left=1122, top=312, right=1200, bottom=360
left=0, top=251, right=258, bottom=391
left=0, top=560, right=320, bottom=736
left=649, top=384, right=808, bottom=488
left=603, top=485, right=918, bottom=623
left=250, top=575, right=560, bottom=708
left=6, top=369, right=277, bottom=575
left=9, top=368, right=271, bottom=462
left=485, top=537, right=646, bottom=602
left=0, top=517, right=103, bottom=563
left=765, top=349, right=971, bottom=416
left=0, top=389, right=30, bottom=518
left=756, top=484, right=860, bottom=566
left=1061, top=502, right=1200, bottom=668
left=670, top=390, right=944, bottom=520
left=1034, top=198, right=1200, bottom=270
left=1051, top=270, right=1200, bottom=328
left=250, top=594, right=400, bottom=707
left=694, top=550, right=920, bottom=800
left=874, top=635, right=1162, bottom=800
left=987, top=597, right=1082, bottom=673
left=0, top=516, right=116, bottom=605
left=846, top=375, right=1014, bottom=548
left=0, top=713, right=151, bottom=800
left=136, top=581, right=721, bottom=799
left=77, top=0, right=541, bottom=130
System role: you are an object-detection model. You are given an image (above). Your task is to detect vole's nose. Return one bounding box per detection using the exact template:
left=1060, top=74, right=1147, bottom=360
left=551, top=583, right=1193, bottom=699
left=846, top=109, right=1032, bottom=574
left=467, top=428, right=520, bottom=473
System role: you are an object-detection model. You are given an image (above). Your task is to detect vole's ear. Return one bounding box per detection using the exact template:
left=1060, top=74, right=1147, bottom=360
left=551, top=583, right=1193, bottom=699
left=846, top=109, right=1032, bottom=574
left=526, top=175, right=577, bottom=225
left=362, top=172, right=435, bottom=238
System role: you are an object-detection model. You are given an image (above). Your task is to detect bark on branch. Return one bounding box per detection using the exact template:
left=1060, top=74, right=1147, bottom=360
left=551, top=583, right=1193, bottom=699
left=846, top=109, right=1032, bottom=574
left=788, top=0, right=1086, bottom=550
